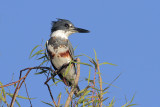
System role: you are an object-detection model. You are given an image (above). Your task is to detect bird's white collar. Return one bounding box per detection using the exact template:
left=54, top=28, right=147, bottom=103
left=50, top=30, right=71, bottom=39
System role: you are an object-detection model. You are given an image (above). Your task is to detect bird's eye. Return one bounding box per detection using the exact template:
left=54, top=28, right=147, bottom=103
left=65, top=24, right=69, bottom=28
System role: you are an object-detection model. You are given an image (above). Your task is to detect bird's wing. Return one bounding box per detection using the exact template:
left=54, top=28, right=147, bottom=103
left=68, top=40, right=74, bottom=60
left=46, top=40, right=58, bottom=70
left=45, top=41, right=50, bottom=59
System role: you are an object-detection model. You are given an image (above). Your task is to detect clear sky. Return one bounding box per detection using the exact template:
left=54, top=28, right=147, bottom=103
left=0, top=0, right=160, bottom=107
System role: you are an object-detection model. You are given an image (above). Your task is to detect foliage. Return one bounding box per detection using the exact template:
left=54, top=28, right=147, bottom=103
left=0, top=42, right=137, bottom=107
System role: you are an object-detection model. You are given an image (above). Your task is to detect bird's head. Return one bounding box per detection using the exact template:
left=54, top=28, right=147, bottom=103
left=51, top=19, right=89, bottom=38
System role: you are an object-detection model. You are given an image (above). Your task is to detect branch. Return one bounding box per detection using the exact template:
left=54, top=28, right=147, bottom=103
left=44, top=77, right=57, bottom=107
left=0, top=67, right=53, bottom=88
left=10, top=68, right=32, bottom=107
left=5, top=66, right=54, bottom=107
left=24, top=81, right=32, bottom=107
left=97, top=59, right=103, bottom=107
left=65, top=58, right=80, bottom=107
left=43, top=63, right=71, bottom=107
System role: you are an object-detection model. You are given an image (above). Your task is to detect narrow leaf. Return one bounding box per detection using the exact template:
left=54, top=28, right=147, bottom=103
left=15, top=99, right=21, bottom=107
left=31, top=50, right=44, bottom=58
left=0, top=92, right=6, bottom=103
left=0, top=82, right=6, bottom=100
left=64, top=62, right=71, bottom=76
left=108, top=97, right=115, bottom=107
left=130, top=93, right=136, bottom=104
left=41, top=101, right=54, bottom=107
left=29, top=45, right=40, bottom=58
left=122, top=102, right=129, bottom=107
left=7, top=93, right=20, bottom=107
left=99, top=62, right=117, bottom=66
left=88, top=67, right=91, bottom=84
left=37, top=55, right=45, bottom=60
left=81, top=54, right=92, bottom=60
left=39, top=60, right=49, bottom=66
left=35, top=70, right=48, bottom=75
left=6, top=93, right=35, bottom=99
left=127, top=104, right=138, bottom=107
left=73, top=61, right=93, bottom=68
left=93, top=49, right=97, bottom=62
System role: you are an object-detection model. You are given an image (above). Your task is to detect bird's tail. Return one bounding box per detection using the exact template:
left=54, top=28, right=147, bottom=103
left=73, top=86, right=81, bottom=97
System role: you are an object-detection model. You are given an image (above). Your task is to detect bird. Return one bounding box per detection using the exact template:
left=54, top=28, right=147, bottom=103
left=46, top=19, right=89, bottom=97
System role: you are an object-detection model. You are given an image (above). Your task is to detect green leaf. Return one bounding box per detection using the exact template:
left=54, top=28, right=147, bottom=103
left=31, top=50, right=44, bottom=58
left=64, top=62, right=72, bottom=76
left=122, top=102, right=129, bottom=107
left=97, top=91, right=108, bottom=96
left=102, top=82, right=120, bottom=89
left=93, top=49, right=97, bottom=62
left=78, top=90, right=91, bottom=104
left=82, top=90, right=91, bottom=97
left=6, top=93, right=35, bottom=99
left=88, top=67, right=91, bottom=84
left=41, top=101, right=54, bottom=107
left=50, top=80, right=62, bottom=86
left=15, top=99, right=21, bottom=107
left=34, top=70, right=48, bottom=75
left=57, top=92, right=62, bottom=100
left=29, top=45, right=40, bottom=58
left=127, top=104, right=138, bottom=107
left=74, top=55, right=84, bottom=58
left=96, top=72, right=101, bottom=75
left=39, top=60, right=49, bottom=66
left=81, top=100, right=94, bottom=107
left=90, top=59, right=97, bottom=69
left=37, top=55, right=45, bottom=60
left=0, top=91, right=6, bottom=103
left=77, top=98, right=90, bottom=104
left=108, top=97, right=115, bottom=107
left=77, top=86, right=90, bottom=95
left=0, top=82, right=6, bottom=100
left=7, top=93, right=20, bottom=107
left=74, top=45, right=78, bottom=51
left=130, top=93, right=136, bottom=104
left=73, top=61, right=93, bottom=68
left=81, top=54, right=92, bottom=60
left=104, top=73, right=121, bottom=91
left=14, top=83, right=17, bottom=87
left=99, top=62, right=117, bottom=66
left=102, top=97, right=109, bottom=102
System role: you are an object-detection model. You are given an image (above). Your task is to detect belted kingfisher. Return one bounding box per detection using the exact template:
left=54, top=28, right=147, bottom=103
left=46, top=19, right=89, bottom=96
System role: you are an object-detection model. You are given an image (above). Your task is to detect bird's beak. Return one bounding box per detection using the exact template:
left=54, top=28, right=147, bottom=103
left=74, top=27, right=90, bottom=33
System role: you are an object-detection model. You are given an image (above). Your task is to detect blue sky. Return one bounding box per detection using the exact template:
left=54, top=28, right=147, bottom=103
left=0, top=0, right=160, bottom=106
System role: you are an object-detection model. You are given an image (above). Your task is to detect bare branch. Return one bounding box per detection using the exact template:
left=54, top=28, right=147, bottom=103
left=97, top=59, right=103, bottom=107
left=65, top=58, right=80, bottom=107
left=57, top=93, right=61, bottom=107
left=10, top=68, right=32, bottom=107
left=24, top=81, right=32, bottom=107
left=44, top=77, right=57, bottom=107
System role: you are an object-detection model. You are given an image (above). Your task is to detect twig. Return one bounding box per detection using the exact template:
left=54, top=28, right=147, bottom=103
left=9, top=66, right=54, bottom=107
left=44, top=77, right=57, bottom=107
left=0, top=67, right=53, bottom=88
left=10, top=69, right=31, bottom=107
left=91, top=68, right=97, bottom=106
left=96, top=59, right=103, bottom=107
left=76, top=85, right=90, bottom=106
left=57, top=93, right=61, bottom=107
left=65, top=58, right=80, bottom=107
left=0, top=76, right=26, bottom=88
left=24, top=81, right=32, bottom=107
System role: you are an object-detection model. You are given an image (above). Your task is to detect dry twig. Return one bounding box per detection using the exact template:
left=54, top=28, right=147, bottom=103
left=97, top=59, right=103, bottom=107
left=65, top=58, right=80, bottom=107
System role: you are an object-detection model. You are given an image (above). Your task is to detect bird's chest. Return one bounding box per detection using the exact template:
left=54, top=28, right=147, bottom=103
left=47, top=44, right=71, bottom=69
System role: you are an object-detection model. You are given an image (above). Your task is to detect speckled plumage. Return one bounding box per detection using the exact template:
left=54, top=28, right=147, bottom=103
left=46, top=19, right=89, bottom=97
